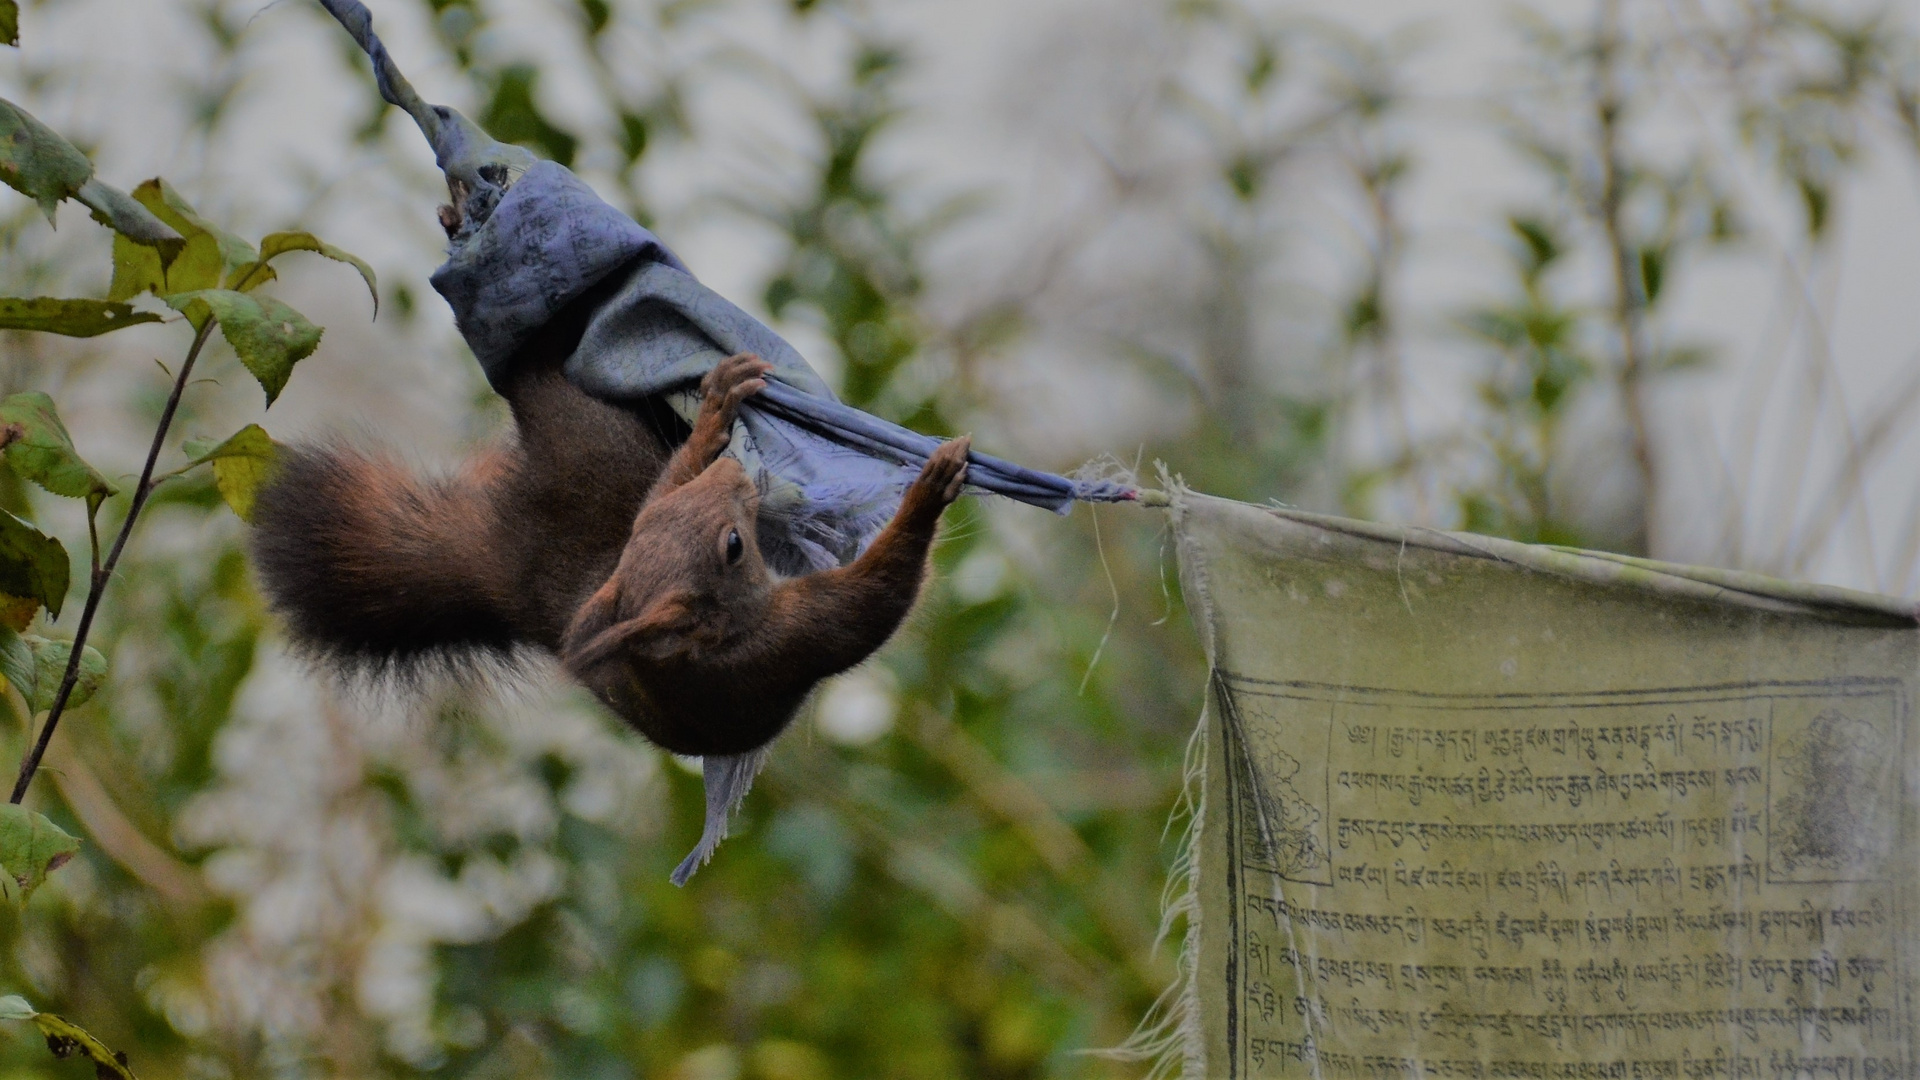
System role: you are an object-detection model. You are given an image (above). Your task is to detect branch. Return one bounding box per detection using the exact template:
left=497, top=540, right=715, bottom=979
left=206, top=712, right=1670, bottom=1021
left=46, top=741, right=209, bottom=907
left=9, top=320, right=217, bottom=804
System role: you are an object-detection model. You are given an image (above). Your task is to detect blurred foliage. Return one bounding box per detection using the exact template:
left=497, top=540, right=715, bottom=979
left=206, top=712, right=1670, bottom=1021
left=0, top=0, right=1915, bottom=1079
left=413, top=20, right=1191, bottom=1079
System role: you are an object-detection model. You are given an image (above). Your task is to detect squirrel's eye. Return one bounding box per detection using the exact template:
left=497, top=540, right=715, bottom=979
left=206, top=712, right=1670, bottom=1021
left=725, top=528, right=744, bottom=565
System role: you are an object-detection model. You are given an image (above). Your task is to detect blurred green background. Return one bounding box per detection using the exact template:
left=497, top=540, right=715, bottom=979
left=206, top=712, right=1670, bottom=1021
left=0, top=0, right=1916, bottom=1076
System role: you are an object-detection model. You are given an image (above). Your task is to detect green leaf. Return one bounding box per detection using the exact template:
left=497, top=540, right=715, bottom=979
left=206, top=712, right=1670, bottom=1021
left=1798, top=177, right=1830, bottom=239
left=0, top=992, right=140, bottom=1079
left=183, top=424, right=279, bottom=522
left=0, top=508, right=67, bottom=624
left=0, top=622, right=100, bottom=714
left=164, top=291, right=321, bottom=406
left=231, top=232, right=378, bottom=313
left=481, top=64, right=579, bottom=168
left=619, top=111, right=649, bottom=164
left=0, top=298, right=162, bottom=339
left=72, top=179, right=183, bottom=259
left=17, top=634, right=106, bottom=713
left=1656, top=344, right=1717, bottom=373
left=0, top=103, right=180, bottom=256
left=0, top=804, right=79, bottom=906
left=1639, top=245, right=1667, bottom=305
left=141, top=179, right=256, bottom=276
left=0, top=98, right=92, bottom=223
left=0, top=595, right=36, bottom=634
left=0, top=624, right=32, bottom=703
left=0, top=392, right=116, bottom=507
left=1508, top=215, right=1563, bottom=278
left=109, top=235, right=171, bottom=303
left=0, top=2, right=17, bottom=48
left=109, top=178, right=258, bottom=302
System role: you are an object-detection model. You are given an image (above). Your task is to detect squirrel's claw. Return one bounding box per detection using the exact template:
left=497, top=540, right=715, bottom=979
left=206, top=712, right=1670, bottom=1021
left=702, top=353, right=773, bottom=399
left=697, top=353, right=774, bottom=432
left=915, top=436, right=970, bottom=507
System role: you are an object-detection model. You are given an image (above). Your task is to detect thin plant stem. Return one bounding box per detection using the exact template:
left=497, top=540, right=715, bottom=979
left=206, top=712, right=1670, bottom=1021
left=86, top=505, right=101, bottom=580
left=1593, top=0, right=1659, bottom=556
left=9, top=320, right=217, bottom=804
left=1785, top=363, right=1920, bottom=579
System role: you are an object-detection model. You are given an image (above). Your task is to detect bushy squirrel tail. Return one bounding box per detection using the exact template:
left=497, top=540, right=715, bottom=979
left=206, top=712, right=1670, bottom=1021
left=250, top=443, right=521, bottom=666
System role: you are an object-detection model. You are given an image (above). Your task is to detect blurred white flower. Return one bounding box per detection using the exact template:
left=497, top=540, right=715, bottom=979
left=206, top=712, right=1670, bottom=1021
left=815, top=667, right=898, bottom=746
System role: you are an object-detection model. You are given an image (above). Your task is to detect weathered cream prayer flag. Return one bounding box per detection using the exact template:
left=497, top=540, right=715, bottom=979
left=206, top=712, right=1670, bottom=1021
left=1167, top=489, right=1920, bottom=1080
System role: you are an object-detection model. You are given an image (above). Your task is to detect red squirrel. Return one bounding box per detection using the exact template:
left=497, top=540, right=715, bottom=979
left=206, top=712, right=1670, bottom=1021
left=250, top=281, right=968, bottom=756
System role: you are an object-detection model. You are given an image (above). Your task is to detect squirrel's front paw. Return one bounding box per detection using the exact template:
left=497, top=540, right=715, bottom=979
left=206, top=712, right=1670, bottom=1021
left=904, top=436, right=970, bottom=517
left=700, top=353, right=773, bottom=423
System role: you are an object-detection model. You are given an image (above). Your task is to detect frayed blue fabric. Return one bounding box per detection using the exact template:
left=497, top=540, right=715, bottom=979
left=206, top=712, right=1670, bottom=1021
left=558, top=257, right=1134, bottom=572
left=429, top=162, right=688, bottom=380
left=317, top=0, right=1133, bottom=882
left=433, top=175, right=1132, bottom=571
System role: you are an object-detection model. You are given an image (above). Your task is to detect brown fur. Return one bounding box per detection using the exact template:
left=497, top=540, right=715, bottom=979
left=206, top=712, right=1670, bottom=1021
left=251, top=274, right=677, bottom=665
left=250, top=313, right=966, bottom=755
left=560, top=354, right=968, bottom=754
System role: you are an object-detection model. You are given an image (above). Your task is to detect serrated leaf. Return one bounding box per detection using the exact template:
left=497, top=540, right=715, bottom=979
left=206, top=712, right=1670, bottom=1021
left=0, top=2, right=17, bottom=48
left=136, top=178, right=255, bottom=274
left=164, top=290, right=321, bottom=406
left=183, top=424, right=279, bottom=522
left=0, top=509, right=66, bottom=622
left=0, top=392, right=116, bottom=503
left=0, top=98, right=92, bottom=223
left=0, top=804, right=78, bottom=906
left=0, top=104, right=179, bottom=259
left=231, top=232, right=378, bottom=314
left=108, top=234, right=168, bottom=302
left=0, top=298, right=162, bottom=339
left=0, top=296, right=157, bottom=342
left=0, top=993, right=139, bottom=1079
left=109, top=179, right=257, bottom=301
left=72, top=179, right=182, bottom=259
left=17, top=634, right=106, bottom=713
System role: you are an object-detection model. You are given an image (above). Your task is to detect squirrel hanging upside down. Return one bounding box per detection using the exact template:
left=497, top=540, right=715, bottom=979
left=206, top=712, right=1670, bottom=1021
left=276, top=0, right=1124, bottom=882
left=248, top=280, right=969, bottom=758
